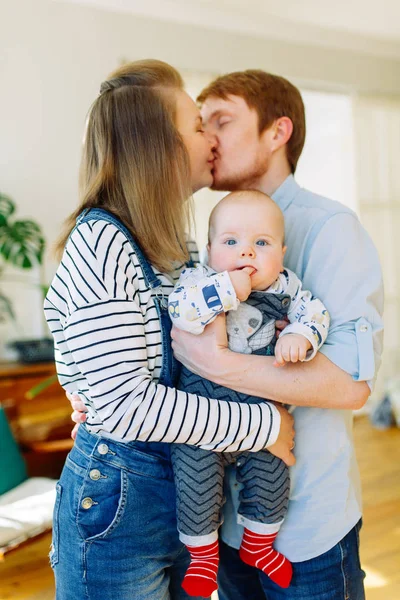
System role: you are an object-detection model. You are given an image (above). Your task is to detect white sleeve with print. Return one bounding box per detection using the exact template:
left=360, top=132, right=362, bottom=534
left=270, top=269, right=330, bottom=360
left=168, top=264, right=239, bottom=334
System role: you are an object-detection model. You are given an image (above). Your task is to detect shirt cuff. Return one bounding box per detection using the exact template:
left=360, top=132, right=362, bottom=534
left=319, top=318, right=375, bottom=386
left=217, top=271, right=240, bottom=312
left=264, top=402, right=281, bottom=448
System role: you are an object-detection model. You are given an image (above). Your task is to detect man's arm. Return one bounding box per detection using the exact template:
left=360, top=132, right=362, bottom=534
left=172, top=212, right=383, bottom=411
left=172, top=318, right=369, bottom=409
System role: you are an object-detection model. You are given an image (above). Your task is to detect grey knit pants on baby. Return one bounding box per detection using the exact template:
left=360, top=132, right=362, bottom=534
left=171, top=292, right=291, bottom=539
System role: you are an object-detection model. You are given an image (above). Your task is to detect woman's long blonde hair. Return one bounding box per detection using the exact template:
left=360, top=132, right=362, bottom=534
left=57, top=59, right=192, bottom=272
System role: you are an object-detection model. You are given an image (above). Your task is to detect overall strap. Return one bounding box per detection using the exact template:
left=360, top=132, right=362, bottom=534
left=76, top=208, right=173, bottom=462
left=76, top=208, right=162, bottom=291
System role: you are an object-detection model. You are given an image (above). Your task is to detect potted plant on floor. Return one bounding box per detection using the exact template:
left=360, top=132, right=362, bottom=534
left=0, top=191, right=54, bottom=363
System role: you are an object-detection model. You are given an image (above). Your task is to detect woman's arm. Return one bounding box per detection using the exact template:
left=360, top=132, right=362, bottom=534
left=68, top=392, right=295, bottom=466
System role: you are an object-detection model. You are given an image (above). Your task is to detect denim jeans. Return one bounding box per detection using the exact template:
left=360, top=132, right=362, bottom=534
left=217, top=520, right=365, bottom=600
left=51, top=426, right=205, bottom=600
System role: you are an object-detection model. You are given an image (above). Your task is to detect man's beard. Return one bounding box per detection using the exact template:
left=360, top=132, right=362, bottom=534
left=211, top=155, right=270, bottom=192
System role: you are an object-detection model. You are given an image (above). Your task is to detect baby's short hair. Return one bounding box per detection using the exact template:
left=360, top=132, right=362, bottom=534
left=208, top=190, right=284, bottom=245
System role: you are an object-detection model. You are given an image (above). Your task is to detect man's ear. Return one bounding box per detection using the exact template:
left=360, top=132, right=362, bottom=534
left=272, top=117, right=293, bottom=150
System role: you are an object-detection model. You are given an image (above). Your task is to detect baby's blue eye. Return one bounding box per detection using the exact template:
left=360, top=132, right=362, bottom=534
left=256, top=240, right=268, bottom=246
left=225, top=239, right=236, bottom=246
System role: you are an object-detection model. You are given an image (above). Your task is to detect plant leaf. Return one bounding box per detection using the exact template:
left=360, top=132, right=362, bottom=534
left=0, top=219, right=45, bottom=269
left=0, top=194, right=15, bottom=227
left=39, top=283, right=50, bottom=299
left=25, top=375, right=58, bottom=399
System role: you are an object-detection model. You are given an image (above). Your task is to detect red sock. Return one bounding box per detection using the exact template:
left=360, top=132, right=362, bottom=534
left=181, top=540, right=219, bottom=598
left=239, top=528, right=292, bottom=588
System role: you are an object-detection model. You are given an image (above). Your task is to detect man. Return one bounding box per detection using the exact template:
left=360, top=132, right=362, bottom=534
left=171, top=70, right=383, bottom=599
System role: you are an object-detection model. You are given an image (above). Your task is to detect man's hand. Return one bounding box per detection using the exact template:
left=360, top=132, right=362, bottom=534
left=274, top=334, right=312, bottom=367
left=228, top=267, right=254, bottom=302
left=171, top=314, right=229, bottom=379
left=66, top=391, right=88, bottom=440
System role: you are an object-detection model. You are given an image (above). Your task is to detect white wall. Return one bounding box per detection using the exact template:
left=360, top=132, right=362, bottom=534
left=1, top=0, right=400, bottom=354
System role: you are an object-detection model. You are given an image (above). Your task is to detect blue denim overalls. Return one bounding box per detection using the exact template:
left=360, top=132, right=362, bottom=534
left=50, top=209, right=204, bottom=600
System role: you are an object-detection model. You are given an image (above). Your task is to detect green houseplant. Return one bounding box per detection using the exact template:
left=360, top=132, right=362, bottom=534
left=0, top=192, right=55, bottom=363
left=0, top=192, right=45, bottom=322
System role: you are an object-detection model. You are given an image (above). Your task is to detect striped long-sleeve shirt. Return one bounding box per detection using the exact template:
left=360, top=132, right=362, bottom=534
left=44, top=219, right=280, bottom=452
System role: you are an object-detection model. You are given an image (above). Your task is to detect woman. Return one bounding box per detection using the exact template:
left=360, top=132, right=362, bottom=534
left=45, top=59, right=294, bottom=600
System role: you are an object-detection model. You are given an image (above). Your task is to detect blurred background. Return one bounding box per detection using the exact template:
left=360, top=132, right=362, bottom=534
left=0, top=1, right=399, bottom=598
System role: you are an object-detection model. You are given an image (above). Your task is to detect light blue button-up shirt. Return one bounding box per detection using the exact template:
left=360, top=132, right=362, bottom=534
left=221, top=175, right=384, bottom=561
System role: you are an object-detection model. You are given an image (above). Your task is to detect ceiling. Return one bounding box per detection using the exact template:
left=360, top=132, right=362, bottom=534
left=59, top=0, right=400, bottom=59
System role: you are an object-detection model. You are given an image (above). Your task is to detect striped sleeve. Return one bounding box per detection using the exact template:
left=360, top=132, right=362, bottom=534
left=46, top=222, right=280, bottom=453
left=62, top=297, right=280, bottom=453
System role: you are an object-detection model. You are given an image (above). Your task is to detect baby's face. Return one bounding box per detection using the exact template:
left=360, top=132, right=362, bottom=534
left=208, top=197, right=286, bottom=291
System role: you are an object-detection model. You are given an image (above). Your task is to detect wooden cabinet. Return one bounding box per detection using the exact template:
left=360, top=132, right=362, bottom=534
left=0, top=362, right=73, bottom=479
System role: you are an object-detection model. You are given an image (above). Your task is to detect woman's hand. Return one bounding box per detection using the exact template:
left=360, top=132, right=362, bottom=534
left=66, top=391, right=88, bottom=440
left=267, top=404, right=296, bottom=466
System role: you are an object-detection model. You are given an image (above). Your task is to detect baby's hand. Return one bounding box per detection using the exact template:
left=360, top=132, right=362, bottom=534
left=274, top=334, right=312, bottom=367
left=229, top=267, right=254, bottom=302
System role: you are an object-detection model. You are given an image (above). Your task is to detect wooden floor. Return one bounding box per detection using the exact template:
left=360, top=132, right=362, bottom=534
left=0, top=416, right=399, bottom=600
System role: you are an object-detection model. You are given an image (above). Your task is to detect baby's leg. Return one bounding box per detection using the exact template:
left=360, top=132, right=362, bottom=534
left=171, top=444, right=225, bottom=597
left=236, top=451, right=292, bottom=588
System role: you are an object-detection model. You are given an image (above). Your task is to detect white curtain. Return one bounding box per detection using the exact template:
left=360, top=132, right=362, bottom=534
left=352, top=95, right=400, bottom=403
left=296, top=90, right=357, bottom=213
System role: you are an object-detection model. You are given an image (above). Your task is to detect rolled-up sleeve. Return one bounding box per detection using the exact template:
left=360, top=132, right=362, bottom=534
left=300, top=212, right=384, bottom=389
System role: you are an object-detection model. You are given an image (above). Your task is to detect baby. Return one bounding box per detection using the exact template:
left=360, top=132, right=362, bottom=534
left=169, top=190, right=330, bottom=597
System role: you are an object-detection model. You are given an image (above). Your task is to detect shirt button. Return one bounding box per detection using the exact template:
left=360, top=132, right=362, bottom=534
left=98, top=443, right=109, bottom=455
left=360, top=325, right=368, bottom=333
left=81, top=497, right=94, bottom=509
left=236, top=461, right=242, bottom=467
left=89, top=469, right=101, bottom=481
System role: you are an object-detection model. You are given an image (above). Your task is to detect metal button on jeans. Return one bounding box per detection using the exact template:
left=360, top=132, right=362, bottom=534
left=81, top=497, right=94, bottom=509
left=98, top=443, right=109, bottom=455
left=89, top=469, right=101, bottom=481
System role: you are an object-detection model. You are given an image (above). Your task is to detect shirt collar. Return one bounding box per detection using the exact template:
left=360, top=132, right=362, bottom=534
left=271, top=174, right=300, bottom=212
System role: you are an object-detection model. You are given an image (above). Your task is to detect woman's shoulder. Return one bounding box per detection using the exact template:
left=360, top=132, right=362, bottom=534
left=70, top=218, right=132, bottom=252
left=63, top=219, right=142, bottom=297
left=68, top=219, right=140, bottom=266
